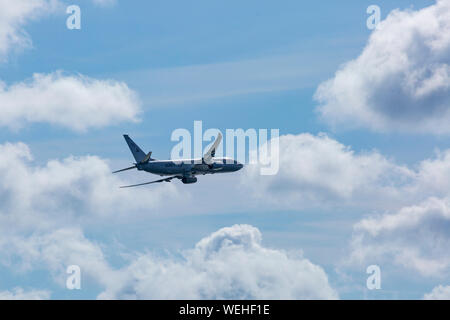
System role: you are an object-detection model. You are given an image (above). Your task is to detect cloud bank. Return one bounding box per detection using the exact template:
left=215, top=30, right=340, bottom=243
left=0, top=142, right=336, bottom=299
left=243, top=133, right=450, bottom=211
left=99, top=225, right=338, bottom=299
left=2, top=134, right=450, bottom=297
left=242, top=133, right=450, bottom=294
left=1, top=223, right=338, bottom=299
left=315, top=0, right=450, bottom=134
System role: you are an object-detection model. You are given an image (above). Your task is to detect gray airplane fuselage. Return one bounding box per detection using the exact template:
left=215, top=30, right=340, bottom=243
left=137, top=158, right=243, bottom=177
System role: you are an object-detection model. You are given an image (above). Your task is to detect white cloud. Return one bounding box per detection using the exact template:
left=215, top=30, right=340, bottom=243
left=315, top=0, right=450, bottom=134
left=0, top=0, right=61, bottom=61
left=0, top=287, right=51, bottom=300
left=424, top=285, right=450, bottom=300
left=0, top=71, right=141, bottom=131
left=413, top=150, right=450, bottom=196
left=349, top=197, right=450, bottom=277
left=242, top=133, right=414, bottom=209
left=340, top=147, right=450, bottom=280
left=99, top=225, right=338, bottom=299
left=1, top=227, right=119, bottom=290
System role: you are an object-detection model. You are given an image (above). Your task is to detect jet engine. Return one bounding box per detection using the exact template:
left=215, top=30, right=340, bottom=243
left=182, top=177, right=198, bottom=184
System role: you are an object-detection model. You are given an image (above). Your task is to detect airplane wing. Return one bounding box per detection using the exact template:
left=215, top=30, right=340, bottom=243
left=119, top=176, right=180, bottom=188
left=203, top=132, right=222, bottom=165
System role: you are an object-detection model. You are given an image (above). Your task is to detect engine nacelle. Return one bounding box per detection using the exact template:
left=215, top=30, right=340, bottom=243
left=182, top=177, right=198, bottom=184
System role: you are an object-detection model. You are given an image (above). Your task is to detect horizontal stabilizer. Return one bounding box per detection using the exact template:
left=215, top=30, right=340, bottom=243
left=112, top=165, right=137, bottom=174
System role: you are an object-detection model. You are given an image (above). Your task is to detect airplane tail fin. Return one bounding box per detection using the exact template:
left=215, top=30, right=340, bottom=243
left=123, top=135, right=152, bottom=163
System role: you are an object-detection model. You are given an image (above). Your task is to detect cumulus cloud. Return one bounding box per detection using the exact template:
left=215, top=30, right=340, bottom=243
left=315, top=0, right=450, bottom=134
left=0, top=72, right=141, bottom=131
left=424, top=285, right=450, bottom=300
left=242, top=133, right=415, bottom=209
left=0, top=287, right=51, bottom=300
left=349, top=197, right=450, bottom=277
left=99, top=225, right=338, bottom=299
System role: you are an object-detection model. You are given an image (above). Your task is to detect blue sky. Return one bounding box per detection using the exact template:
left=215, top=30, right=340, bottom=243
left=1, top=0, right=449, bottom=300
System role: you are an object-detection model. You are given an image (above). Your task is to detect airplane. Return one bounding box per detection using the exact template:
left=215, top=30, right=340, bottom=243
left=113, top=133, right=243, bottom=188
